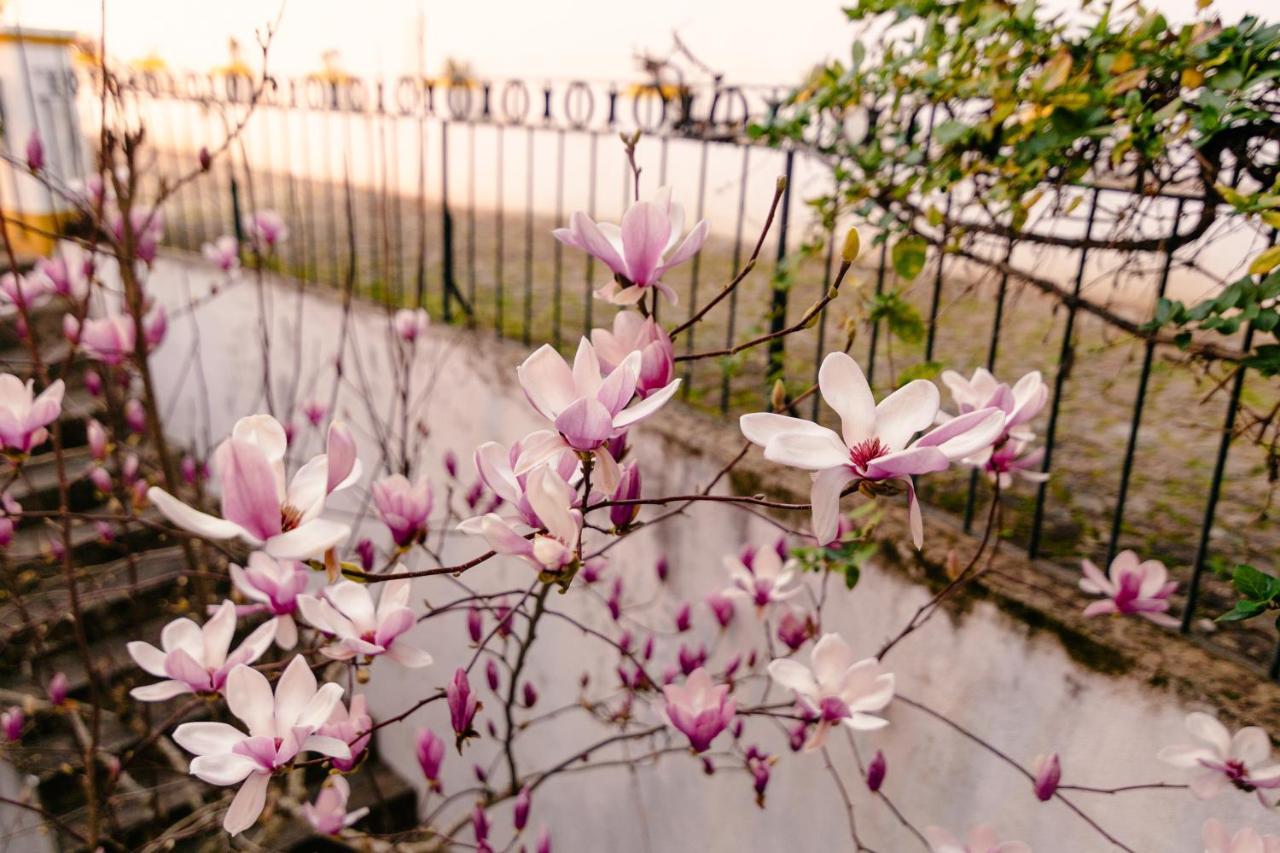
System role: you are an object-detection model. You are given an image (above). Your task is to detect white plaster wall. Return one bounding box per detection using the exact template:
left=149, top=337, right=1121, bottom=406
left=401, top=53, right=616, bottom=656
left=134, top=252, right=1280, bottom=852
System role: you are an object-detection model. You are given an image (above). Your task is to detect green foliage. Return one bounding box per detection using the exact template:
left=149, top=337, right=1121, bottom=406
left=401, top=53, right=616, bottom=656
left=791, top=502, right=883, bottom=589
left=757, top=0, right=1280, bottom=363
left=1144, top=270, right=1280, bottom=370
left=865, top=289, right=926, bottom=344
left=1217, top=564, right=1280, bottom=625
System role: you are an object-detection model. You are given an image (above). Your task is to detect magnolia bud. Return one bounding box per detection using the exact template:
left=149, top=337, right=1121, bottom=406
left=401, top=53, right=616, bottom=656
left=486, top=658, right=500, bottom=692
left=468, top=607, right=483, bottom=643
left=674, top=602, right=691, bottom=632
left=521, top=681, right=538, bottom=708
left=840, top=227, right=861, bottom=264
left=198, top=146, right=211, bottom=171
left=770, top=379, right=786, bottom=412
left=655, top=556, right=669, bottom=582
left=47, top=672, right=68, bottom=706
left=1033, top=752, right=1060, bottom=801
left=866, top=749, right=886, bottom=792
left=25, top=131, right=43, bottom=172
left=514, top=786, right=531, bottom=831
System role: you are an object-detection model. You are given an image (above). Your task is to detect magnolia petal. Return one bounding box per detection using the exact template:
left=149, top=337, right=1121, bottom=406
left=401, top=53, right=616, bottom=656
left=810, top=467, right=855, bottom=546
left=385, top=638, right=434, bottom=668
left=187, top=752, right=259, bottom=786
left=147, top=487, right=248, bottom=541
left=127, top=641, right=170, bottom=677
left=202, top=600, right=238, bottom=669
left=226, top=664, right=276, bottom=738
left=874, top=380, right=940, bottom=451
left=767, top=659, right=819, bottom=702
left=613, top=377, right=681, bottom=429
left=264, top=519, right=350, bottom=561
left=518, top=345, right=578, bottom=420
left=173, top=722, right=249, bottom=756
left=131, top=680, right=193, bottom=701
left=763, top=429, right=849, bottom=471
left=223, top=772, right=271, bottom=835
left=295, top=681, right=346, bottom=731
left=620, top=200, right=671, bottom=285
left=739, top=412, right=832, bottom=448
left=819, top=353, right=876, bottom=447
left=274, top=655, right=320, bottom=731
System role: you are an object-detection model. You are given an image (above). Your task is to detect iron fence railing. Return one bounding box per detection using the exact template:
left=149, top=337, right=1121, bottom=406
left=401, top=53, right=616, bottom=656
left=19, top=66, right=1277, bottom=675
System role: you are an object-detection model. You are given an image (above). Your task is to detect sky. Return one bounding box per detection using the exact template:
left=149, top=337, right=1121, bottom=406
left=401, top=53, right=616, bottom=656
left=6, top=0, right=1274, bottom=88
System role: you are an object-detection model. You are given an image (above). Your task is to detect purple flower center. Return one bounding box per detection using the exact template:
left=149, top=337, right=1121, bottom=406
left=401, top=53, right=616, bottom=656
left=849, top=438, right=889, bottom=472
left=819, top=695, right=851, bottom=723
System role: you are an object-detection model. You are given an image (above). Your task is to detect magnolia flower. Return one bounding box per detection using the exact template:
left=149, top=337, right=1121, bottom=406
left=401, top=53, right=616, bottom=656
left=0, top=375, right=64, bottom=454
left=925, top=825, right=1031, bottom=853
left=1079, top=550, right=1178, bottom=627
left=416, top=728, right=446, bottom=788
left=67, top=314, right=134, bottom=364
left=203, top=235, right=241, bottom=273
left=303, top=776, right=369, bottom=836
left=0, top=272, right=51, bottom=309
left=2, top=707, right=23, bottom=742
left=147, top=416, right=360, bottom=560
left=318, top=693, right=371, bottom=772
left=34, top=257, right=74, bottom=297
left=372, top=474, right=433, bottom=547
left=229, top=552, right=310, bottom=649
left=127, top=600, right=276, bottom=700
left=768, top=632, right=894, bottom=750
left=393, top=307, right=429, bottom=342
left=447, top=668, right=479, bottom=738
left=553, top=187, right=708, bottom=305
left=741, top=353, right=1003, bottom=548
left=109, top=208, right=164, bottom=263
left=473, top=438, right=578, bottom=528
left=172, top=656, right=350, bottom=835
left=246, top=210, right=288, bottom=250
left=941, top=368, right=1049, bottom=484
left=1202, top=818, right=1280, bottom=853
left=458, top=466, right=582, bottom=573
left=591, top=311, right=675, bottom=398
left=297, top=579, right=432, bottom=667
left=723, top=544, right=800, bottom=613
left=663, top=667, right=735, bottom=753
left=515, top=338, right=679, bottom=493
left=1158, top=712, right=1280, bottom=803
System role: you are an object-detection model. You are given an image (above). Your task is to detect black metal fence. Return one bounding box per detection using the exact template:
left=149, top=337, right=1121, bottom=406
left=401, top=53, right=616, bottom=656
left=53, top=69, right=1279, bottom=675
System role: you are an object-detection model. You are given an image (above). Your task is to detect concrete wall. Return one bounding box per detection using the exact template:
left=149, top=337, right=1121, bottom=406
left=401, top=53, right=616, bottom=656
left=125, top=253, right=1280, bottom=849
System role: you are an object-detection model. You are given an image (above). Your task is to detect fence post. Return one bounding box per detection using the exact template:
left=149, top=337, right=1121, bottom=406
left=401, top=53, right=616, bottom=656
left=440, top=120, right=454, bottom=323
left=1028, top=186, right=1101, bottom=560
left=765, top=148, right=795, bottom=392
left=229, top=169, right=244, bottom=244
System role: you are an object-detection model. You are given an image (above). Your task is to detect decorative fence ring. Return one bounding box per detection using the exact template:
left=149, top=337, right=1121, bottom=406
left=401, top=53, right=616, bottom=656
left=395, top=76, right=421, bottom=116
left=631, top=86, right=669, bottom=133
left=500, top=80, right=531, bottom=125
left=447, top=83, right=474, bottom=120
left=708, top=85, right=751, bottom=129
left=563, top=81, right=595, bottom=129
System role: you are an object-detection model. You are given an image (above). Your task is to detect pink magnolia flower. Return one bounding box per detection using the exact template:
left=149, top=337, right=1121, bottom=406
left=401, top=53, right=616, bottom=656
left=554, top=188, right=708, bottom=306
left=229, top=552, right=309, bottom=649
left=393, top=307, right=429, bottom=342
left=203, top=235, right=241, bottom=273
left=109, top=208, right=164, bottom=263
left=741, top=353, right=1003, bottom=548
left=0, top=375, right=64, bottom=454
left=447, top=668, right=479, bottom=738
left=1079, top=550, right=1178, bottom=627
left=1158, top=712, right=1280, bottom=803
left=371, top=473, right=433, bottom=547
left=34, top=257, right=75, bottom=297
left=246, top=210, right=289, bottom=250
left=303, top=775, right=369, bottom=836
left=591, top=311, right=675, bottom=398
left=67, top=314, right=134, bottom=364
left=663, top=667, right=735, bottom=753
left=297, top=579, right=432, bottom=667
left=127, top=600, right=276, bottom=700
left=1202, top=819, right=1280, bottom=853
left=318, top=693, right=371, bottom=772
left=473, top=438, right=578, bottom=529
left=723, top=544, right=800, bottom=613
left=2, top=706, right=23, bottom=742
left=925, top=825, right=1031, bottom=853
left=0, top=272, right=52, bottom=309
left=47, top=672, right=69, bottom=706
left=172, top=656, right=350, bottom=835
left=458, top=466, right=582, bottom=573
left=147, top=416, right=360, bottom=560
left=941, top=368, right=1049, bottom=485
left=514, top=339, right=679, bottom=493
left=768, top=632, right=894, bottom=750
left=416, top=728, right=446, bottom=788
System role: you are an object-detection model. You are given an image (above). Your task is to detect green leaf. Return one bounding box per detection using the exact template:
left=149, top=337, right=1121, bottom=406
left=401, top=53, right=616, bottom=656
left=891, top=236, right=928, bottom=280
left=1231, top=564, right=1280, bottom=602
left=1217, top=600, right=1267, bottom=622
left=1249, top=245, right=1280, bottom=276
